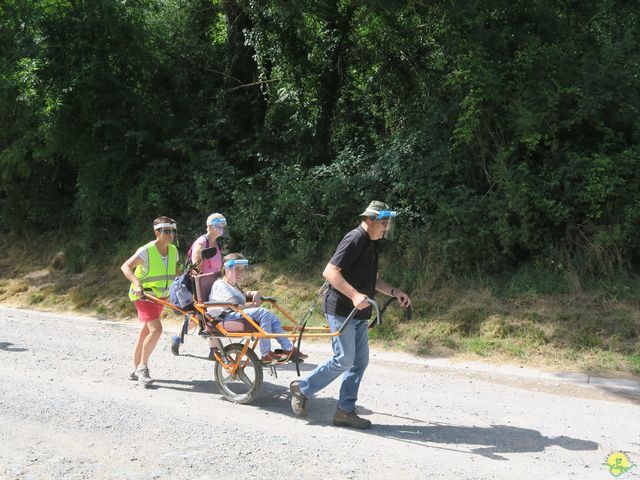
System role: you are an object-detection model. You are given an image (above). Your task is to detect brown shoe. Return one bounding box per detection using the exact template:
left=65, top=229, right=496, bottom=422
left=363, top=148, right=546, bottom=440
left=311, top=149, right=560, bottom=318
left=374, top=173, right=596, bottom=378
left=289, top=381, right=308, bottom=417
left=261, top=351, right=285, bottom=363
left=333, top=408, right=371, bottom=429
left=282, top=347, right=309, bottom=360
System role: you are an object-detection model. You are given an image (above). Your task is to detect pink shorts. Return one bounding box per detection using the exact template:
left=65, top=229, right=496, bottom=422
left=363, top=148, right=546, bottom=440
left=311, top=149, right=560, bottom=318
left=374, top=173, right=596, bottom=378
left=134, top=299, right=164, bottom=322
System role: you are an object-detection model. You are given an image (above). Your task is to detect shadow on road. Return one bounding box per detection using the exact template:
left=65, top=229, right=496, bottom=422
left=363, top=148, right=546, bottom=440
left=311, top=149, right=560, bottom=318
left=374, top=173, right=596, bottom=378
left=0, top=341, right=28, bottom=352
left=250, top=383, right=598, bottom=460
left=147, top=378, right=219, bottom=394
left=598, top=387, right=640, bottom=405
left=366, top=423, right=598, bottom=460
left=180, top=353, right=213, bottom=361
left=148, top=361, right=317, bottom=395
left=178, top=353, right=319, bottom=373
left=143, top=371, right=601, bottom=462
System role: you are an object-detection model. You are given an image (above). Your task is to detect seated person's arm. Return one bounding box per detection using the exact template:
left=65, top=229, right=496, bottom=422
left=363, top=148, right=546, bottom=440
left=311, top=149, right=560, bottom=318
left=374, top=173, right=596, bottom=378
left=207, top=282, right=245, bottom=316
left=209, top=281, right=247, bottom=307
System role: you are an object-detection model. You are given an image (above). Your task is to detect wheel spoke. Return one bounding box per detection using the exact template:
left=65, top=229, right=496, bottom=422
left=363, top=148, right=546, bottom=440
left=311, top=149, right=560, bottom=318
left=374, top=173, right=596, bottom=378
left=236, top=368, right=253, bottom=388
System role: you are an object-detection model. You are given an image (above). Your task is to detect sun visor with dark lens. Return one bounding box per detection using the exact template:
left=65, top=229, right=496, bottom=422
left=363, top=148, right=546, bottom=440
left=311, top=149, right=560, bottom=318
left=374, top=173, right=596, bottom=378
left=154, top=222, right=179, bottom=246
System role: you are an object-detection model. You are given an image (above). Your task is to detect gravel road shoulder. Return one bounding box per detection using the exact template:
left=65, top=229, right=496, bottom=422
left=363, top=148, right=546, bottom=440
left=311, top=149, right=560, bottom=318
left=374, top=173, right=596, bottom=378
left=1, top=307, right=638, bottom=480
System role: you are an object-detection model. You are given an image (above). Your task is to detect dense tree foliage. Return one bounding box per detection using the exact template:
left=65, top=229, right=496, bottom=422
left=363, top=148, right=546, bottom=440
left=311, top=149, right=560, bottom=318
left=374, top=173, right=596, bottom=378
left=2, top=0, right=639, bottom=283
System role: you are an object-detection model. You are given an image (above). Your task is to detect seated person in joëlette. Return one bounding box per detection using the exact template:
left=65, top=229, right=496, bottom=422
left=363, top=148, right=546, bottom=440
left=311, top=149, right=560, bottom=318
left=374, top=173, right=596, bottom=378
left=207, top=253, right=308, bottom=363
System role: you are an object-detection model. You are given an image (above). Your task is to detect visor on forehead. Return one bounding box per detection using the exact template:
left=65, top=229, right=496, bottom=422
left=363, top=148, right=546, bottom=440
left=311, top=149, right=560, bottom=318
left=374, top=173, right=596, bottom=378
left=154, top=222, right=177, bottom=230
left=375, top=210, right=397, bottom=220
left=225, top=259, right=249, bottom=268
left=210, top=218, right=227, bottom=227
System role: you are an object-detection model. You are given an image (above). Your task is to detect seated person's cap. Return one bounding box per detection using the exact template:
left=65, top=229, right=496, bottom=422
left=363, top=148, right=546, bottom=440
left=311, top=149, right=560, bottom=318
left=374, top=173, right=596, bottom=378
left=359, top=200, right=391, bottom=217
left=225, top=259, right=248, bottom=268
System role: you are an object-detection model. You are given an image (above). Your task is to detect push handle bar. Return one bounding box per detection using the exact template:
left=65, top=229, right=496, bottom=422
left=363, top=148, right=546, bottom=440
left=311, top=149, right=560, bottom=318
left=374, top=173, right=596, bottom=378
left=337, top=298, right=381, bottom=334
left=380, top=296, right=413, bottom=322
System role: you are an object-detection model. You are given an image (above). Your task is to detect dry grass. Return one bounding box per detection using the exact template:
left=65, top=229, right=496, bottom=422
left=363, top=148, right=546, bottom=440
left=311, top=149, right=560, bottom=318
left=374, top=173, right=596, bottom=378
left=367, top=287, right=640, bottom=376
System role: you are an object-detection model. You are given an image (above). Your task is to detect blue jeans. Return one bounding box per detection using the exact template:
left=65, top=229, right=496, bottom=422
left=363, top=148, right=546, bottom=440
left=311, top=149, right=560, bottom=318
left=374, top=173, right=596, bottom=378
left=298, top=313, right=369, bottom=412
left=225, top=307, right=293, bottom=356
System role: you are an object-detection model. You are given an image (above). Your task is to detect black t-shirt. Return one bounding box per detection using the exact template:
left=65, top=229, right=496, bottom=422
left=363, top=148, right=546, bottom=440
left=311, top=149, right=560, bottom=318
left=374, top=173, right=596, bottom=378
left=323, top=226, right=378, bottom=319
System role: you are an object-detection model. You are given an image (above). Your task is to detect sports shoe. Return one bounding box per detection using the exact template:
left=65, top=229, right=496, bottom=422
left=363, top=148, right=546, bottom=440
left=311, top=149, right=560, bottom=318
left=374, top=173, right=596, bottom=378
left=261, top=351, right=285, bottom=363
left=128, top=369, right=138, bottom=381
left=136, top=365, right=153, bottom=387
left=208, top=348, right=217, bottom=361
left=333, top=408, right=371, bottom=430
left=170, top=336, right=180, bottom=356
left=282, top=347, right=309, bottom=360
left=289, top=381, right=307, bottom=417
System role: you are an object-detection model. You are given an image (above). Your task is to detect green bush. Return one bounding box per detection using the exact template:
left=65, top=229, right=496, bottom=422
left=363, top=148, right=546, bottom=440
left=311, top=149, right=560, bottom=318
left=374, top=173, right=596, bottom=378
left=2, top=1, right=640, bottom=282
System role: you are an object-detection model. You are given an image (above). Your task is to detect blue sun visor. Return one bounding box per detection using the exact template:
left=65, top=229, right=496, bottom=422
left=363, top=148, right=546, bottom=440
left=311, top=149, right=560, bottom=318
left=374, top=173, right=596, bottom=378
left=225, top=259, right=249, bottom=269
left=375, top=210, right=398, bottom=220
left=210, top=218, right=227, bottom=227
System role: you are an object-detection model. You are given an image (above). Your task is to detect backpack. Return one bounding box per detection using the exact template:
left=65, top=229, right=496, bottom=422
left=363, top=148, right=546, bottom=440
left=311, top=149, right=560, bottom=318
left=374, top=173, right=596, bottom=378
left=169, top=235, right=221, bottom=312
left=168, top=235, right=207, bottom=312
left=169, top=272, right=195, bottom=312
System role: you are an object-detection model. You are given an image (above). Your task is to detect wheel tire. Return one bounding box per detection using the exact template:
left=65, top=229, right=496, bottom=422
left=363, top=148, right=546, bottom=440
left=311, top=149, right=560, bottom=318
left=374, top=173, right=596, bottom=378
left=214, top=343, right=263, bottom=404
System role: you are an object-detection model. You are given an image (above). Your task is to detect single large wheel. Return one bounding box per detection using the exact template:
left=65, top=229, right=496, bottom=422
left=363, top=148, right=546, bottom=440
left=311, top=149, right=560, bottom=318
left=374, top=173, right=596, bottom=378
left=214, top=343, right=263, bottom=404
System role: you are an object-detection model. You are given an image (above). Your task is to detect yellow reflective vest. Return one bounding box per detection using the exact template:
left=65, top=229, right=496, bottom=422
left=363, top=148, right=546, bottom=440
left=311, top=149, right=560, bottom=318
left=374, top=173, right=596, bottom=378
left=128, top=241, right=178, bottom=301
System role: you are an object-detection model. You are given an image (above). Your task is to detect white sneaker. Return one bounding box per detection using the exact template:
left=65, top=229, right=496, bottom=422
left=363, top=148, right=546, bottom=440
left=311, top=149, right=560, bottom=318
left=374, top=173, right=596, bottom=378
left=136, top=365, right=153, bottom=386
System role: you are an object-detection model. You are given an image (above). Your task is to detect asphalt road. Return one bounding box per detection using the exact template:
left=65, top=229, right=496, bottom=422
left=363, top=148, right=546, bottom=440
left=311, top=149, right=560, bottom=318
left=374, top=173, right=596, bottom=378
left=0, top=306, right=638, bottom=480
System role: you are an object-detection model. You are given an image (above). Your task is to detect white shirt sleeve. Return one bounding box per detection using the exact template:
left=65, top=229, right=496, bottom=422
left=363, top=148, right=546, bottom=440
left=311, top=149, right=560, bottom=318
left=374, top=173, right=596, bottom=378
left=135, top=247, right=150, bottom=277
left=207, top=280, right=245, bottom=316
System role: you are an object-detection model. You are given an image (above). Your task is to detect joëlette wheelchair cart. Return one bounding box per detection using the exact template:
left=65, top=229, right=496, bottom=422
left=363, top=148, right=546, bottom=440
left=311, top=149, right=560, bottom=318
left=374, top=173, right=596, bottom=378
left=141, top=249, right=403, bottom=404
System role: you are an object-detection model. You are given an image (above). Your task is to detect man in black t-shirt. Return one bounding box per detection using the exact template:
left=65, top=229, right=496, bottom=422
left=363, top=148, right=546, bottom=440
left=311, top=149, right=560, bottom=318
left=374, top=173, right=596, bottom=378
left=290, top=201, right=412, bottom=429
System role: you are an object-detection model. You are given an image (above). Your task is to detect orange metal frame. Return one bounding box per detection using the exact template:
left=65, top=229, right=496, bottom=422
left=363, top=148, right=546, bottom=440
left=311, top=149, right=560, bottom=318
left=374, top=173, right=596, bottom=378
left=143, top=294, right=337, bottom=340
left=141, top=293, right=335, bottom=369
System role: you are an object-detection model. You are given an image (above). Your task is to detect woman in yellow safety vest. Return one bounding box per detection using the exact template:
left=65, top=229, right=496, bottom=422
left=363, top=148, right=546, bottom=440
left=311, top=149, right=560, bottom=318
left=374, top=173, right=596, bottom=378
left=121, top=216, right=179, bottom=386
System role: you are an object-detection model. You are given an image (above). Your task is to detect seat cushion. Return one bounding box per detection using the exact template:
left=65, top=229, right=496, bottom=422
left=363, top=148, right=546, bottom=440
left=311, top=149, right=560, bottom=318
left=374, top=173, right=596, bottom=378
left=220, top=318, right=258, bottom=333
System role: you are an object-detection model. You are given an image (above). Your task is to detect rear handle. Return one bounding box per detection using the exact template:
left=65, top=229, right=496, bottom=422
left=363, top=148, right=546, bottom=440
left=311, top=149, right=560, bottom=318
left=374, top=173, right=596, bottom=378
left=338, top=298, right=381, bottom=334
left=381, top=296, right=413, bottom=322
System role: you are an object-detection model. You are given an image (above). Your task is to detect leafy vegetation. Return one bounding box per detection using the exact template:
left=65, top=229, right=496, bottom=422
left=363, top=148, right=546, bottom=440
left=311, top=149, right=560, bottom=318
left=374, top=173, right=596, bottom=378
left=2, top=1, right=639, bottom=280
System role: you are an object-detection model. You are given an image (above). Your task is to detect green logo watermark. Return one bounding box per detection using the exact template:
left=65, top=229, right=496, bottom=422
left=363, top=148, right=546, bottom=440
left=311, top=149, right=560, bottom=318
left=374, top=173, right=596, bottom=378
left=604, top=452, right=637, bottom=477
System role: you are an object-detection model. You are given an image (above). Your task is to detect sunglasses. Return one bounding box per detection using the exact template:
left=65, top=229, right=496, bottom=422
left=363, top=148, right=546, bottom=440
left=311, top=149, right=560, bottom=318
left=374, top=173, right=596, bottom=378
left=159, top=228, right=176, bottom=235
